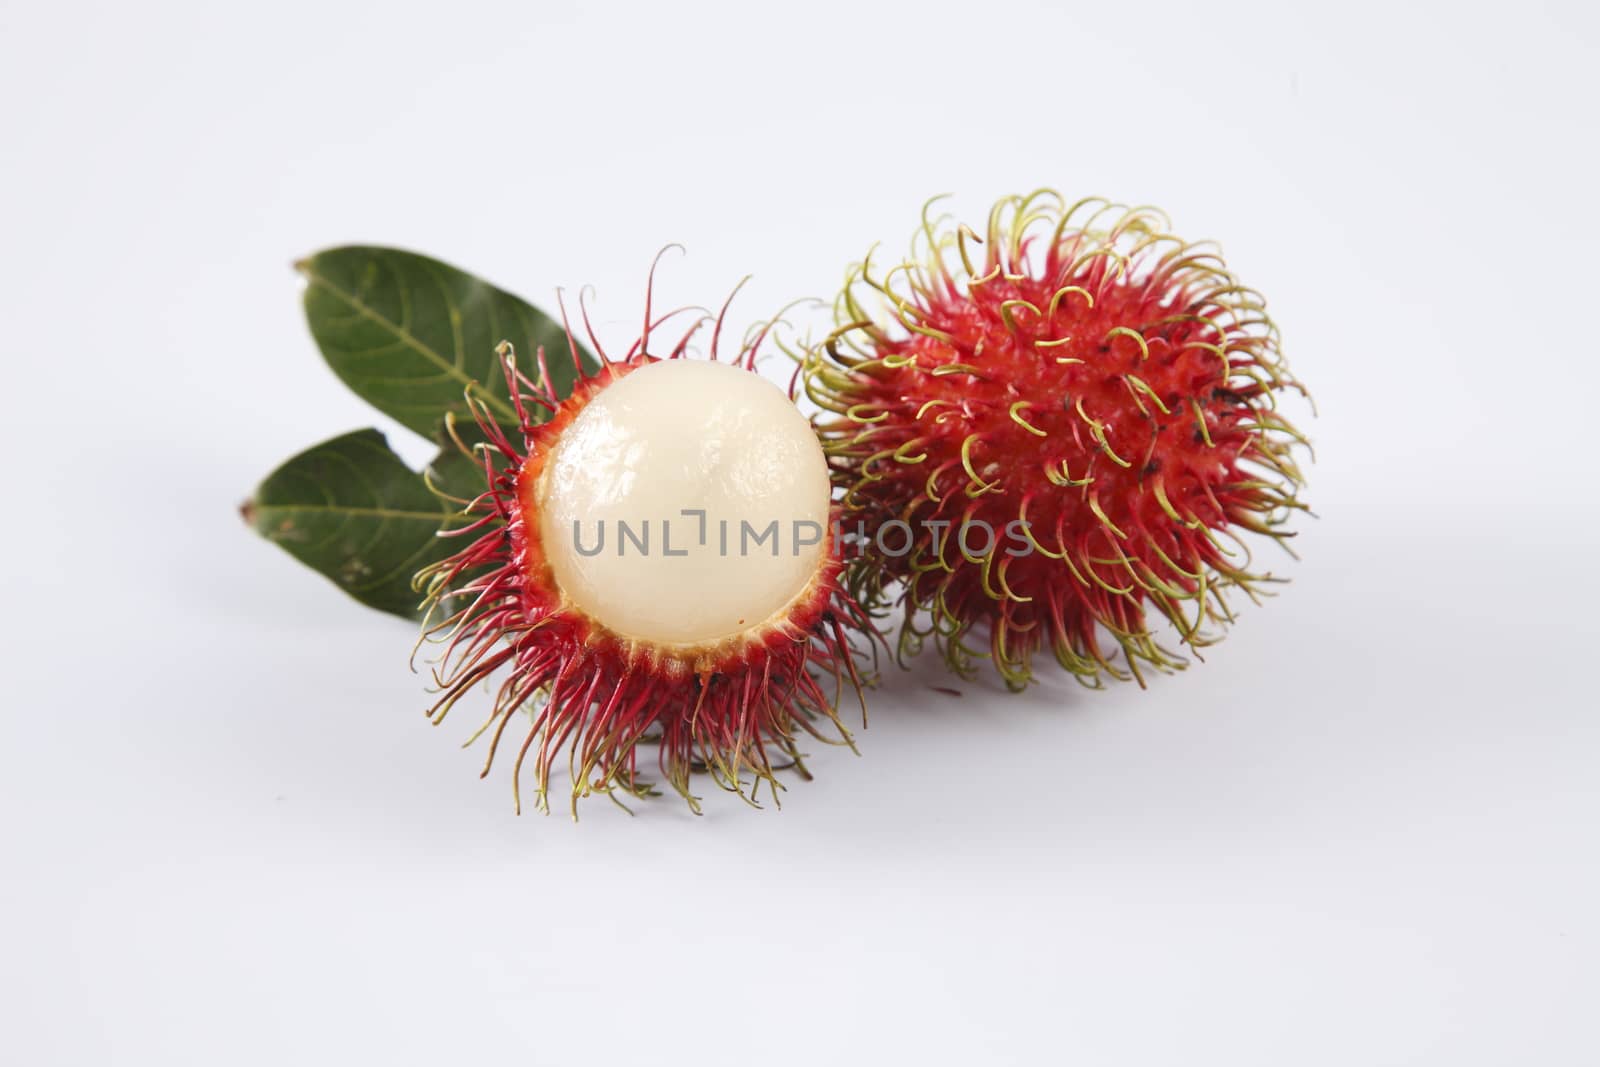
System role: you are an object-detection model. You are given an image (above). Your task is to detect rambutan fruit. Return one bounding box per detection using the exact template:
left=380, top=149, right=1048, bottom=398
left=804, top=192, right=1310, bottom=690
left=419, top=291, right=871, bottom=814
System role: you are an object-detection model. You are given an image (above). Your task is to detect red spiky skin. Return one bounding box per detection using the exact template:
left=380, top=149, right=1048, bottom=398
left=420, top=325, right=871, bottom=815
left=806, top=194, right=1309, bottom=688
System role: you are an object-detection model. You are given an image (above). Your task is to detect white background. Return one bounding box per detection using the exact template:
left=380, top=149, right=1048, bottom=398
left=3, top=1, right=1597, bottom=1063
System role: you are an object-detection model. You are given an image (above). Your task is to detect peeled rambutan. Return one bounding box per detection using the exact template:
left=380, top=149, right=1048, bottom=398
left=419, top=291, right=871, bottom=814
left=804, top=192, right=1310, bottom=690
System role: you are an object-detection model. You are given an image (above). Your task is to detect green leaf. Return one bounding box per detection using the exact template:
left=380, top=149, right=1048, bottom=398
left=244, top=429, right=474, bottom=620
left=297, top=246, right=595, bottom=438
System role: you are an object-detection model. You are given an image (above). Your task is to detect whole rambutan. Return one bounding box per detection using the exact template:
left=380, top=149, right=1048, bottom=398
left=419, top=289, right=871, bottom=814
left=804, top=192, right=1310, bottom=690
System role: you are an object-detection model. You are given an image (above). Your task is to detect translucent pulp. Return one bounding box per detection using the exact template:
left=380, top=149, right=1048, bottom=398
left=536, top=359, right=832, bottom=647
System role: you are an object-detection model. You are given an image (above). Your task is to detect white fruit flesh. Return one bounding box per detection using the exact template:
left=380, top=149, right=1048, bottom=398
left=537, top=359, right=832, bottom=647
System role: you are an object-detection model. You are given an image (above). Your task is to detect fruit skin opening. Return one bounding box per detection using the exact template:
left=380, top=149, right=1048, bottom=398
left=417, top=319, right=873, bottom=816
left=804, top=192, right=1310, bottom=690
left=528, top=358, right=833, bottom=651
